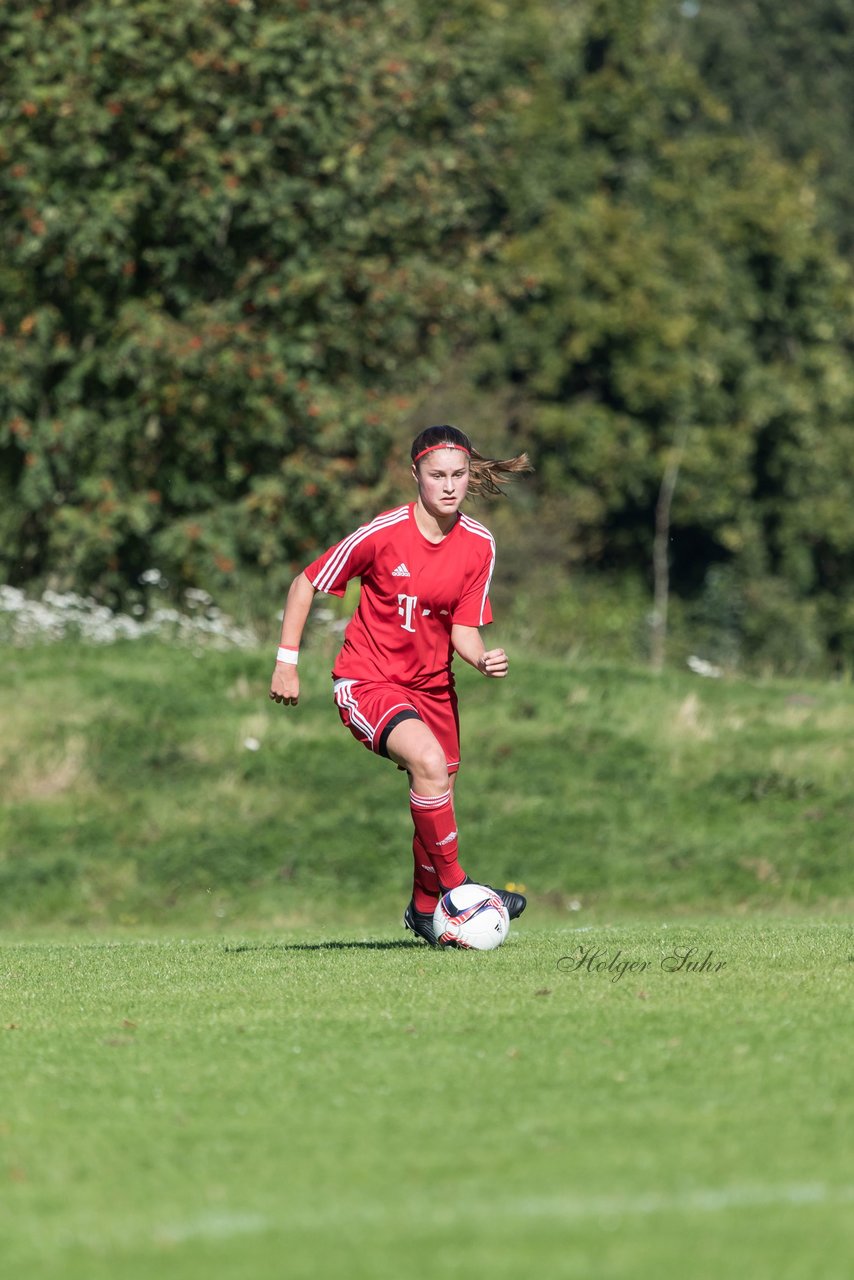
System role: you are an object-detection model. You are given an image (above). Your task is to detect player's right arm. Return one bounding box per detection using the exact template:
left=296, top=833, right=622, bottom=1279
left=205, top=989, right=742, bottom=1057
left=269, top=571, right=317, bottom=707
left=270, top=510, right=390, bottom=706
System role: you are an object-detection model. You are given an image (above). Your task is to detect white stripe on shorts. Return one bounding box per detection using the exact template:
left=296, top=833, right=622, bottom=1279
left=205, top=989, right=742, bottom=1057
left=333, top=679, right=413, bottom=747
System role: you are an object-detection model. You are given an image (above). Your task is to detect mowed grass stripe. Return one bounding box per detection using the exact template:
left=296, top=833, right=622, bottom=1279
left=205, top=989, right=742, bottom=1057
left=10, top=1181, right=854, bottom=1253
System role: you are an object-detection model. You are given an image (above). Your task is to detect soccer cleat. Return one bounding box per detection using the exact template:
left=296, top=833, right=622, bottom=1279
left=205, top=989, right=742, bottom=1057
left=403, top=899, right=440, bottom=946
left=495, top=887, right=527, bottom=919
left=454, top=876, right=527, bottom=920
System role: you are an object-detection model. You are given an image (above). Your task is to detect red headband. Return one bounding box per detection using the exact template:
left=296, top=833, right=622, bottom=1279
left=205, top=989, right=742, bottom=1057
left=413, top=442, right=472, bottom=463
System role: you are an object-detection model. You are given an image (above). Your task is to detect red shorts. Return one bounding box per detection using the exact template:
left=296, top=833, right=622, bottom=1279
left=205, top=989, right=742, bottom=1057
left=333, top=678, right=461, bottom=773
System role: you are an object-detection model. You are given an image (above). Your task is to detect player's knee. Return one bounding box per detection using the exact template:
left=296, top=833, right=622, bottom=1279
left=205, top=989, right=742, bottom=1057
left=398, top=734, right=448, bottom=788
left=413, top=740, right=449, bottom=789
left=385, top=717, right=449, bottom=786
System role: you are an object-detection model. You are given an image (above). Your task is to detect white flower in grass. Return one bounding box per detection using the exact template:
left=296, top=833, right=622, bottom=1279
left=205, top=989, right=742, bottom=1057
left=687, top=655, right=723, bottom=679
left=185, top=588, right=213, bottom=608
left=0, top=582, right=257, bottom=649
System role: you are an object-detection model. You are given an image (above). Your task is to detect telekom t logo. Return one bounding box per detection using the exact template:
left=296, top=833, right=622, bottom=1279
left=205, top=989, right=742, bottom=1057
left=397, top=593, right=418, bottom=632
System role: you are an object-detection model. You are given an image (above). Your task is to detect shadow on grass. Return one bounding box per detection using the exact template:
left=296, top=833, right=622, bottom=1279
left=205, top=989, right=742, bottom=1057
left=223, top=940, right=424, bottom=953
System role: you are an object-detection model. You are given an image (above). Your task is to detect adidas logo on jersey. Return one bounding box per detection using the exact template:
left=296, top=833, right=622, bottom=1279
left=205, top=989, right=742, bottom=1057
left=392, top=563, right=411, bottom=577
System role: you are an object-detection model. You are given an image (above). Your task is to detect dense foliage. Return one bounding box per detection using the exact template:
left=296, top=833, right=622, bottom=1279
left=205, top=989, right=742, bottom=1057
left=485, top=0, right=854, bottom=667
left=1, top=0, right=852, bottom=667
left=675, top=0, right=854, bottom=254
left=0, top=0, right=508, bottom=599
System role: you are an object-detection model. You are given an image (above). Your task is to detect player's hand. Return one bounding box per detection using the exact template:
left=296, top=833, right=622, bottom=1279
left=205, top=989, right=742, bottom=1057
left=478, top=648, right=508, bottom=678
left=269, top=665, right=300, bottom=706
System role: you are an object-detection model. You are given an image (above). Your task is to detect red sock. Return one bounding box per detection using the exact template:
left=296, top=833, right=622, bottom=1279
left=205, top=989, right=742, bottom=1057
left=411, top=833, right=441, bottom=915
left=409, top=788, right=466, bottom=893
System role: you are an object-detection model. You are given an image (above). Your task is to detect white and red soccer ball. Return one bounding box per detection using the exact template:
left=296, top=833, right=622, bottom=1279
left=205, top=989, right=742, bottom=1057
left=433, top=882, right=510, bottom=950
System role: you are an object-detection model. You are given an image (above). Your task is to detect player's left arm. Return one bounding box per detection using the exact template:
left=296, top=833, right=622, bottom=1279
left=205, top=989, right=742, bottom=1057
left=451, top=624, right=508, bottom=678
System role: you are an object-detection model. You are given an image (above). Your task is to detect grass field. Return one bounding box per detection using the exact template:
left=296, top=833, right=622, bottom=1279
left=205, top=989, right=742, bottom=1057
left=3, top=919, right=853, bottom=1279
left=1, top=641, right=852, bottom=926
left=1, top=641, right=852, bottom=1276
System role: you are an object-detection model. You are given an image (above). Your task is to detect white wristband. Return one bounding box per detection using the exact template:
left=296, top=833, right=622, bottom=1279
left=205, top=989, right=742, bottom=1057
left=276, top=646, right=299, bottom=665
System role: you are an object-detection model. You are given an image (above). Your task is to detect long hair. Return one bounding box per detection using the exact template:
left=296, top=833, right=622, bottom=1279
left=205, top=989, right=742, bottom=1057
left=410, top=425, right=532, bottom=498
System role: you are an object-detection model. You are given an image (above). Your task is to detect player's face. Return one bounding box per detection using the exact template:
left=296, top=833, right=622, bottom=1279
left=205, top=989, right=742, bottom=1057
left=413, top=449, right=471, bottom=516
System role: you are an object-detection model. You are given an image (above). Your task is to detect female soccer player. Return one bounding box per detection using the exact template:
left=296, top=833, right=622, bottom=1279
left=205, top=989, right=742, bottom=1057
left=269, top=424, right=531, bottom=944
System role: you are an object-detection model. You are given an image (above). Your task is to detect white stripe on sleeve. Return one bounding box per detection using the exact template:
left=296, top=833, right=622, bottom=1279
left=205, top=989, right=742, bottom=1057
left=312, top=506, right=409, bottom=595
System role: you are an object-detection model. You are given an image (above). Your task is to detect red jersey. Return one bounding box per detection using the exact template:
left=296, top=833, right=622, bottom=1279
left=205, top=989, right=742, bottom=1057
left=304, top=503, right=495, bottom=693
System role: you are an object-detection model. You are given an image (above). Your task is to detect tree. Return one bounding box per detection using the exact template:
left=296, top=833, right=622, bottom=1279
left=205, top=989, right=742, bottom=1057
left=0, top=0, right=511, bottom=603
left=479, top=0, right=854, bottom=665
left=674, top=0, right=854, bottom=255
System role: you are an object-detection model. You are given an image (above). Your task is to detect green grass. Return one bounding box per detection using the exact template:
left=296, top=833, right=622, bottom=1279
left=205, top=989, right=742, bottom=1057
left=2, top=919, right=853, bottom=1279
left=0, top=641, right=852, bottom=927
left=3, top=643, right=852, bottom=1275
